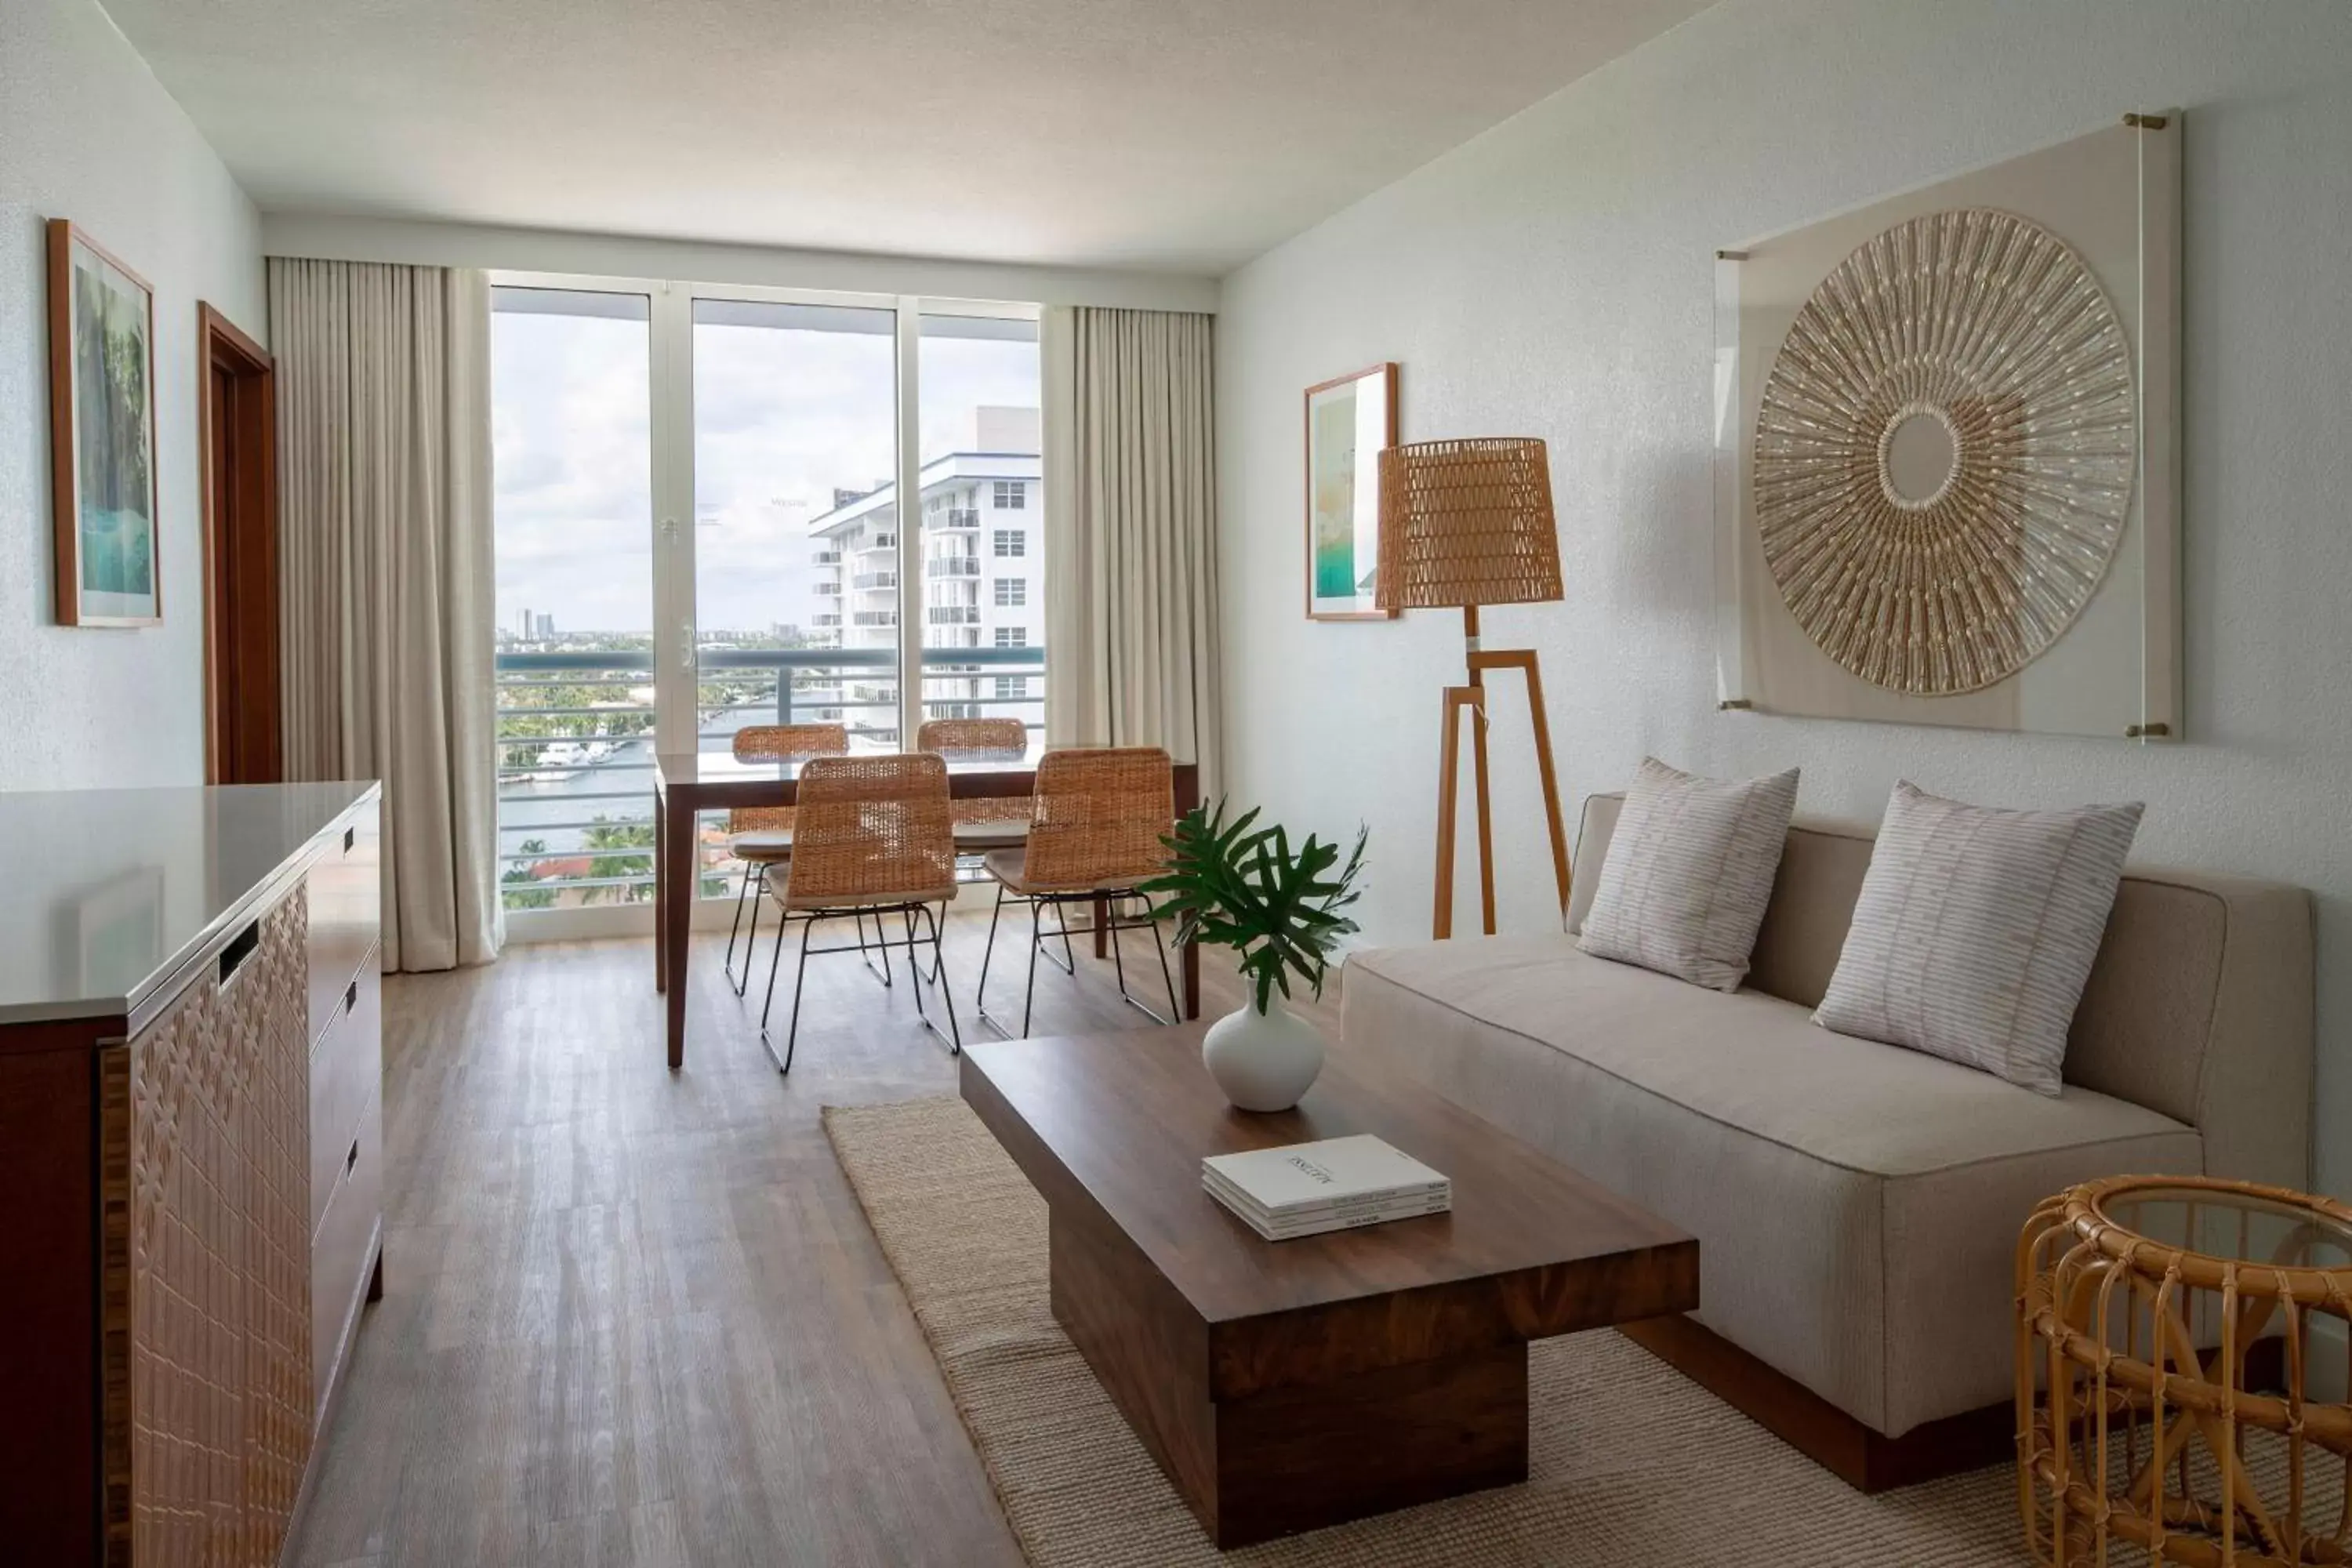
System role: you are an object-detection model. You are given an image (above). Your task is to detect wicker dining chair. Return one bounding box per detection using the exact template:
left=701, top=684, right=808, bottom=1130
left=760, top=752, right=963, bottom=1072
left=976, top=746, right=1178, bottom=1038
left=721, top=723, right=848, bottom=997
left=916, top=717, right=1031, bottom=857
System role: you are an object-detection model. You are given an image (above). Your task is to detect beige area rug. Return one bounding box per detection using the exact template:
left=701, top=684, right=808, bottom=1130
left=826, top=1094, right=2064, bottom=1566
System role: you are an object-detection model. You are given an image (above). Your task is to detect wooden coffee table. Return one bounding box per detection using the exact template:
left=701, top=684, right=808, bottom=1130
left=960, top=1025, right=1699, bottom=1548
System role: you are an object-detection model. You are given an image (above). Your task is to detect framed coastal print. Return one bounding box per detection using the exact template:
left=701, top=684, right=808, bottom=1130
left=49, top=220, right=162, bottom=626
left=1304, top=361, right=1397, bottom=620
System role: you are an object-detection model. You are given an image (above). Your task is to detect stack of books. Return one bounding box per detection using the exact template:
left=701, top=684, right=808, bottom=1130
left=1202, top=1134, right=1451, bottom=1242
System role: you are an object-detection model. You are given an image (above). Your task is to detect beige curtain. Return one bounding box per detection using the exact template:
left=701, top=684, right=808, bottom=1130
left=1041, top=307, right=1222, bottom=793
left=271, top=258, right=501, bottom=972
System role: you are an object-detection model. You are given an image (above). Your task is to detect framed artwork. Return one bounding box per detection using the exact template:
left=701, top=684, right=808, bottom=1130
left=49, top=219, right=162, bottom=627
left=1713, top=116, right=2180, bottom=741
left=1304, top=361, right=1397, bottom=620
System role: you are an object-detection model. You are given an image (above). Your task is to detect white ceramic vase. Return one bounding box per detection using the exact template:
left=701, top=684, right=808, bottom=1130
left=1201, top=999, right=1326, bottom=1112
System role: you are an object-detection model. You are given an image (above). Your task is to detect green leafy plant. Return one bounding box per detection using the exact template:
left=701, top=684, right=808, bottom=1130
left=1140, top=803, right=1367, bottom=1014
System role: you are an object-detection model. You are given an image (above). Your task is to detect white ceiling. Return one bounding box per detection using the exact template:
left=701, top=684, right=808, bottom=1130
left=100, top=0, right=1711, bottom=275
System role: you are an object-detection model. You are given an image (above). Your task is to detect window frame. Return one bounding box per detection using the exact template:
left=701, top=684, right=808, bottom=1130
left=488, top=270, right=1041, bottom=939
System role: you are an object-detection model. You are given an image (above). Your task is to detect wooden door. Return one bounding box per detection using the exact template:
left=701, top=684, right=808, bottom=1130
left=199, top=305, right=281, bottom=785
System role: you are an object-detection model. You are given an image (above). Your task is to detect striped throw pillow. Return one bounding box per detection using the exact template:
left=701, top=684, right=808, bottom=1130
left=1813, top=782, right=2144, bottom=1096
left=1576, top=757, right=1800, bottom=991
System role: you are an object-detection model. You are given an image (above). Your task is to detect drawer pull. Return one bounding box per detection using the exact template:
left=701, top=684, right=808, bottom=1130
left=345, top=979, right=359, bottom=1014
left=219, top=919, right=261, bottom=987
left=347, top=1138, right=360, bottom=1174
left=343, top=826, right=356, bottom=854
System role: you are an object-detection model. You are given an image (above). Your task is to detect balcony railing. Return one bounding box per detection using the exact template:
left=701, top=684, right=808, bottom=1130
left=811, top=613, right=841, bottom=627
left=927, top=606, right=982, bottom=626
left=497, top=644, right=1045, bottom=911
left=927, top=556, right=979, bottom=577
left=852, top=610, right=898, bottom=627
left=853, top=571, right=898, bottom=590
left=812, top=551, right=841, bottom=565
left=933, top=508, right=979, bottom=529
left=812, top=580, right=842, bottom=594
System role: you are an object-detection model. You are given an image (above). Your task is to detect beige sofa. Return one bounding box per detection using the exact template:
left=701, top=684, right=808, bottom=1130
left=1340, top=793, right=2314, bottom=1480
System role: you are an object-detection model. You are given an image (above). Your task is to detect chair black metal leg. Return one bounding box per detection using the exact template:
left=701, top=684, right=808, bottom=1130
left=761, top=911, right=816, bottom=1074
left=758, top=899, right=793, bottom=1030
left=736, top=877, right=764, bottom=998
left=1149, top=901, right=1181, bottom=1022
left=1107, top=895, right=1176, bottom=1025
left=906, top=900, right=942, bottom=983
left=856, top=909, right=894, bottom=989
left=975, top=883, right=1019, bottom=1040
left=1108, top=898, right=1131, bottom=997
left=1037, top=897, right=1077, bottom=977
left=924, top=903, right=963, bottom=1055
left=723, top=865, right=753, bottom=988
left=902, top=905, right=929, bottom=1027
left=978, top=882, right=1007, bottom=998
left=1020, top=898, right=1045, bottom=1039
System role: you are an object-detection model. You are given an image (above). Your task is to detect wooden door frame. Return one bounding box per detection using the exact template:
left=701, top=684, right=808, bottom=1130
left=198, top=302, right=281, bottom=784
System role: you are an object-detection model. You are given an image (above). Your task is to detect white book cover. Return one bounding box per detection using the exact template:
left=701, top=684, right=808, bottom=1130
left=1202, top=1169, right=1450, bottom=1226
left=1202, top=1134, right=1448, bottom=1218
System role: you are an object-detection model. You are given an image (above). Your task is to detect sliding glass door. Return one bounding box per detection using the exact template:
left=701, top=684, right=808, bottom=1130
left=488, top=279, right=1043, bottom=927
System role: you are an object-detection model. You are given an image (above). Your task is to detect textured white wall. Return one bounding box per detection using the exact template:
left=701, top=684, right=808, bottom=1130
left=1216, top=0, right=2352, bottom=1193
left=0, top=0, right=264, bottom=789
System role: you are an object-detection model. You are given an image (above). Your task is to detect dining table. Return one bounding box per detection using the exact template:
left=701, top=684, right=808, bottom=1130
left=652, top=745, right=1203, bottom=1068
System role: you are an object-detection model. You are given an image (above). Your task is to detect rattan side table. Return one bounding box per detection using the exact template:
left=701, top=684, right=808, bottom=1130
left=2017, top=1174, right=2352, bottom=1566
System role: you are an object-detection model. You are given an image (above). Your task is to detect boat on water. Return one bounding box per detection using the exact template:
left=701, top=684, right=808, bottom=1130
left=514, top=736, right=622, bottom=783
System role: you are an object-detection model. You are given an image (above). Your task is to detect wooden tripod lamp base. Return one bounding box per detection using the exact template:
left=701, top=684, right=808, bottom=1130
left=1432, top=608, right=1573, bottom=939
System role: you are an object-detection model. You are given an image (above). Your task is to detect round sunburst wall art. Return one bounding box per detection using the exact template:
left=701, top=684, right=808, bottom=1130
left=1752, top=208, right=2137, bottom=696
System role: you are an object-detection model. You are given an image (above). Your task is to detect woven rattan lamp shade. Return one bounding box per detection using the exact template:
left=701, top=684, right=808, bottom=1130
left=1375, top=437, right=1563, bottom=611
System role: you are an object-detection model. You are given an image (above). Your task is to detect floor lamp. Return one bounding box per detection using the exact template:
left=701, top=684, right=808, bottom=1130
left=1375, top=437, right=1573, bottom=940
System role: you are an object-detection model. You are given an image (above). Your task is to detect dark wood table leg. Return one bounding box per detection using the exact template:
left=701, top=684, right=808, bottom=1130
left=1094, top=895, right=1110, bottom=959
left=662, top=787, right=693, bottom=1069
left=652, top=788, right=668, bottom=995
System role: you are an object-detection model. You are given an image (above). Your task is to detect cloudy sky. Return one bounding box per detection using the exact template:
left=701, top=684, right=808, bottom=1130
left=492, top=302, right=1040, bottom=637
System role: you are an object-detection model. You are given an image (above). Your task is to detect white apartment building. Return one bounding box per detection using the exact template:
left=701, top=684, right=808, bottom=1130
left=804, top=407, right=1043, bottom=744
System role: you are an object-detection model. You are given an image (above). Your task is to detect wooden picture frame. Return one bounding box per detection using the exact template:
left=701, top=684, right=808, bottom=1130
left=49, top=219, right=162, bottom=627
left=1303, top=361, right=1398, bottom=621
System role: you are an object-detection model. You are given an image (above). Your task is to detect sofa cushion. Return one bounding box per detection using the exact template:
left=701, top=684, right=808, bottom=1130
left=1575, top=757, right=1798, bottom=992
left=1813, top=782, right=2143, bottom=1097
left=1340, top=935, right=2201, bottom=1435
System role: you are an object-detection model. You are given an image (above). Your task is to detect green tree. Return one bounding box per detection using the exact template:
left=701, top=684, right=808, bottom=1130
left=582, top=818, right=655, bottom=905
left=501, top=837, right=555, bottom=910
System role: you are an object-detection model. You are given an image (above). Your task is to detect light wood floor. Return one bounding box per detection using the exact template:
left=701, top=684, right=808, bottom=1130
left=289, top=906, right=1330, bottom=1567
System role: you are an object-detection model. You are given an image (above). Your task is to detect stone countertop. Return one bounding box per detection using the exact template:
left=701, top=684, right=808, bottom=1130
left=0, top=780, right=379, bottom=1026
